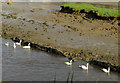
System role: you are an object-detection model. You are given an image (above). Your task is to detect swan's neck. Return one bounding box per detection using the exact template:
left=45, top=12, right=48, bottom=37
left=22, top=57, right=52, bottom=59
left=108, top=67, right=110, bottom=72
left=87, top=64, right=89, bottom=68
left=14, top=43, right=16, bottom=47
left=20, top=40, right=22, bottom=43
left=28, top=43, right=30, bottom=46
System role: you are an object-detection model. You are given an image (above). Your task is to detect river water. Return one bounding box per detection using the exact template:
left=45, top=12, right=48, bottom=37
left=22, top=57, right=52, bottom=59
left=2, top=38, right=119, bottom=81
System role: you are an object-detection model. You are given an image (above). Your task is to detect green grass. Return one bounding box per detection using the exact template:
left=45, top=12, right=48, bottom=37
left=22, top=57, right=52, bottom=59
left=61, top=4, right=120, bottom=17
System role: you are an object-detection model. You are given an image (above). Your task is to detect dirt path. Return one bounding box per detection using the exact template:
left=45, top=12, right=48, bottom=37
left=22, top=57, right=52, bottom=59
left=1, top=2, right=119, bottom=72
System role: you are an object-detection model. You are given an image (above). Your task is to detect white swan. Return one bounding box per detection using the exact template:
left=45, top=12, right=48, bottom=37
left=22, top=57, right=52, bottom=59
left=79, top=63, right=89, bottom=70
left=13, top=43, right=16, bottom=48
left=23, top=43, right=31, bottom=49
left=65, top=60, right=72, bottom=66
left=16, top=40, right=22, bottom=46
left=102, top=67, right=110, bottom=73
left=5, top=42, right=9, bottom=47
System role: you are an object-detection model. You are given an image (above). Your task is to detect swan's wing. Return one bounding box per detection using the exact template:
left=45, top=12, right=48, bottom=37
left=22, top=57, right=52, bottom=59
left=82, top=65, right=87, bottom=69
left=15, top=42, right=20, bottom=45
left=102, top=68, right=107, bottom=72
left=68, top=63, right=72, bottom=65
left=23, top=46, right=27, bottom=48
left=23, top=46, right=30, bottom=48
left=79, top=65, right=87, bottom=69
left=65, top=62, right=72, bottom=65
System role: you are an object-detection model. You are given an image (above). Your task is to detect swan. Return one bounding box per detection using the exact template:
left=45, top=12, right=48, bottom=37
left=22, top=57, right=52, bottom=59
left=102, top=67, right=110, bottom=73
left=13, top=43, right=16, bottom=48
left=23, top=43, right=31, bottom=49
left=16, top=40, right=22, bottom=46
left=79, top=63, right=89, bottom=70
left=5, top=42, right=9, bottom=47
left=65, top=60, right=72, bottom=66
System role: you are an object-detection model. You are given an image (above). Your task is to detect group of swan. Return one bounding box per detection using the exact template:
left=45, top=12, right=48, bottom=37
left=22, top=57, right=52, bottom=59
left=5, top=40, right=110, bottom=74
left=65, top=60, right=110, bottom=74
left=5, top=40, right=31, bottom=49
left=5, top=42, right=17, bottom=48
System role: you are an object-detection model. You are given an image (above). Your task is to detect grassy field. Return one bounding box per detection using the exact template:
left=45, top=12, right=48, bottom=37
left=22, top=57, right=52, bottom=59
left=61, top=4, right=120, bottom=17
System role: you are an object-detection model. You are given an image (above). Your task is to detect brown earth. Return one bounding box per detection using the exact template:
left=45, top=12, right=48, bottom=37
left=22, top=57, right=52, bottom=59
left=1, top=2, right=119, bottom=72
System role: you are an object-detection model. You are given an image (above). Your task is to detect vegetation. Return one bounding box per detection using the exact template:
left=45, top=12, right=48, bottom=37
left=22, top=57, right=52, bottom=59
left=61, top=4, right=120, bottom=17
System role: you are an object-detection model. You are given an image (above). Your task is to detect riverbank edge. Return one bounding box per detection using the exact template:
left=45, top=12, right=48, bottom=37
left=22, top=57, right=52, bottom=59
left=2, top=35, right=120, bottom=73
left=60, top=6, right=120, bottom=20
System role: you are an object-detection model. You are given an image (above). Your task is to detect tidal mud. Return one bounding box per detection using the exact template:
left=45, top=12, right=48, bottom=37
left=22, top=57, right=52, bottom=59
left=1, top=2, right=119, bottom=72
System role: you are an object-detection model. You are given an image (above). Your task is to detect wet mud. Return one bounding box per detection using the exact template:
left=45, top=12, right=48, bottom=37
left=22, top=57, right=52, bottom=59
left=1, top=2, right=119, bottom=72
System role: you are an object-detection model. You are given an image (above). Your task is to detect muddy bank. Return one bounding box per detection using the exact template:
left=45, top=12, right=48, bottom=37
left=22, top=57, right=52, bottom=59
left=1, top=3, right=119, bottom=72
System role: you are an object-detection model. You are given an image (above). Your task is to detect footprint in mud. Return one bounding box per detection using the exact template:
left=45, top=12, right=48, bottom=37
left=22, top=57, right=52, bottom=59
left=79, top=33, right=82, bottom=36
left=30, top=8, right=43, bottom=12
left=27, top=19, right=35, bottom=24
left=71, top=38, right=73, bottom=40
left=47, top=37, right=50, bottom=39
left=35, top=27, right=38, bottom=30
left=23, top=18, right=26, bottom=21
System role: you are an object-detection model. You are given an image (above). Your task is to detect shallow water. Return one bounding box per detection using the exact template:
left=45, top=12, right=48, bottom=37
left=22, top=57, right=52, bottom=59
left=2, top=38, right=119, bottom=81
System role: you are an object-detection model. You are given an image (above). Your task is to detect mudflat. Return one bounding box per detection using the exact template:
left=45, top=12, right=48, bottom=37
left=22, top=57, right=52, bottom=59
left=1, top=2, right=119, bottom=72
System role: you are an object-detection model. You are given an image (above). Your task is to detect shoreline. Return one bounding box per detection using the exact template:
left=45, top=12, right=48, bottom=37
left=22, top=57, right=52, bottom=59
left=2, top=2, right=119, bottom=72
left=3, top=36, right=120, bottom=72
